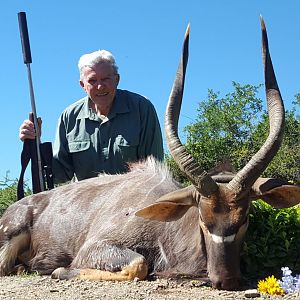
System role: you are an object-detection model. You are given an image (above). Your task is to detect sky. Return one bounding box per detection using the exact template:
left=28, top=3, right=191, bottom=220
left=1, top=1, right=299, bottom=185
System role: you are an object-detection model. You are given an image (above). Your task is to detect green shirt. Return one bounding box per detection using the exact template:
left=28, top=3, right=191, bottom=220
left=52, top=89, right=164, bottom=183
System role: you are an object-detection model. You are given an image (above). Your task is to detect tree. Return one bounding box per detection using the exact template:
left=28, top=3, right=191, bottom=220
left=293, top=93, right=300, bottom=106
left=166, top=82, right=300, bottom=184
left=250, top=108, right=300, bottom=182
left=0, top=172, right=31, bottom=217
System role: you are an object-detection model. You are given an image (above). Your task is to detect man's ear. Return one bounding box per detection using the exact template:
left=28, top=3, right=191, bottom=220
left=79, top=79, right=85, bottom=89
left=115, top=74, right=120, bottom=87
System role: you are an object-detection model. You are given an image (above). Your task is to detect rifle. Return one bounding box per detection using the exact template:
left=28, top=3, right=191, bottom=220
left=17, top=12, right=54, bottom=199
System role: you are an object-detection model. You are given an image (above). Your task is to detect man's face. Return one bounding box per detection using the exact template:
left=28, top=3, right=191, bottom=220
left=80, top=62, right=120, bottom=108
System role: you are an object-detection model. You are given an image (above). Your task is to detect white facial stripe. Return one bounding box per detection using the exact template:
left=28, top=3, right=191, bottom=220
left=209, top=220, right=249, bottom=244
left=210, top=233, right=236, bottom=244
left=199, top=213, right=249, bottom=244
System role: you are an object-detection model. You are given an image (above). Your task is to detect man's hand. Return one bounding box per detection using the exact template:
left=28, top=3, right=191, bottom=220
left=19, top=113, right=42, bottom=141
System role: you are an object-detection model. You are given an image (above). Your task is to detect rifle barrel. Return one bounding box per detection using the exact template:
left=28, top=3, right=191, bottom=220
left=18, top=11, right=45, bottom=192
left=26, top=64, right=44, bottom=191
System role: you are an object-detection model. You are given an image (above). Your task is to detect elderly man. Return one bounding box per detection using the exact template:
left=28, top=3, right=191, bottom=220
left=19, top=50, right=163, bottom=183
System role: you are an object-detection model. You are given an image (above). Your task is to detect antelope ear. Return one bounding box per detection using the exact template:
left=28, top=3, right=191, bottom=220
left=135, top=186, right=197, bottom=222
left=250, top=178, right=300, bottom=208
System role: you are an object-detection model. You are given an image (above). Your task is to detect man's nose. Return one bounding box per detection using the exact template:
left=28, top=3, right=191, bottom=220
left=96, top=82, right=104, bottom=89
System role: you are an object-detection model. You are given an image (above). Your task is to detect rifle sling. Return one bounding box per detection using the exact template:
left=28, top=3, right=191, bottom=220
left=17, top=140, right=54, bottom=200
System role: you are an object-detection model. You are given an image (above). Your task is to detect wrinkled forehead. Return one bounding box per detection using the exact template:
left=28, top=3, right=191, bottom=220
left=81, top=62, right=116, bottom=77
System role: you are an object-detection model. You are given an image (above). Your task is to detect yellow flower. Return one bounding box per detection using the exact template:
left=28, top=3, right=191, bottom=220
left=257, top=275, right=284, bottom=295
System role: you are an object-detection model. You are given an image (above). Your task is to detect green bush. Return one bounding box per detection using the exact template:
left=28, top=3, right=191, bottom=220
left=0, top=177, right=18, bottom=216
left=0, top=176, right=31, bottom=217
left=241, top=200, right=300, bottom=280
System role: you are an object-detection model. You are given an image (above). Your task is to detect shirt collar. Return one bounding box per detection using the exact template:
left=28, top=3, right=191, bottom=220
left=108, top=89, right=130, bottom=118
left=76, top=97, right=90, bottom=120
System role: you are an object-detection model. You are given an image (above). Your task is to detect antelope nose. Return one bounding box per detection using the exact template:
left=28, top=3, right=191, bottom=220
left=211, top=278, right=240, bottom=291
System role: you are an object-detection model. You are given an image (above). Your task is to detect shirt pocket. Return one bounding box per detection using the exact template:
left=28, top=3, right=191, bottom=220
left=114, top=135, right=138, bottom=161
left=68, top=140, right=91, bottom=153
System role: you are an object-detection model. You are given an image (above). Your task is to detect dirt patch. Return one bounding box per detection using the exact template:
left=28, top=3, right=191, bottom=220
left=0, top=275, right=299, bottom=300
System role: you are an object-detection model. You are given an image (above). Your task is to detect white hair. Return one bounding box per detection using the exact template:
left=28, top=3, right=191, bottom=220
left=78, top=50, right=119, bottom=79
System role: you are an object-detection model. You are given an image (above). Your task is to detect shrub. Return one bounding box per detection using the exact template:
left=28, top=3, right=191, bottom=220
left=0, top=174, right=31, bottom=217
left=241, top=200, right=300, bottom=281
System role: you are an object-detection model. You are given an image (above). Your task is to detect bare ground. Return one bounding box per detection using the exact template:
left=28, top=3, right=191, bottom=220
left=0, top=275, right=299, bottom=300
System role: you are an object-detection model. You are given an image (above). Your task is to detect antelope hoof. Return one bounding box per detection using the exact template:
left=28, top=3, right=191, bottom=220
left=51, top=267, right=80, bottom=280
